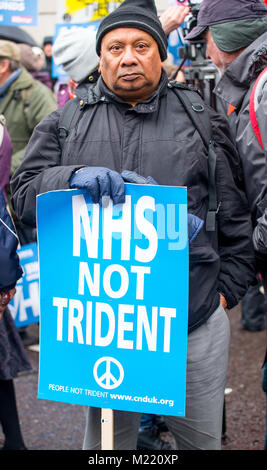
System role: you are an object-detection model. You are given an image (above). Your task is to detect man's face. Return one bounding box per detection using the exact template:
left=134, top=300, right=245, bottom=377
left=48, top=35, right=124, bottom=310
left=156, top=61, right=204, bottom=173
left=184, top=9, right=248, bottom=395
left=43, top=43, right=52, bottom=57
left=99, top=28, right=163, bottom=105
left=0, top=58, right=11, bottom=86
left=204, top=29, right=235, bottom=74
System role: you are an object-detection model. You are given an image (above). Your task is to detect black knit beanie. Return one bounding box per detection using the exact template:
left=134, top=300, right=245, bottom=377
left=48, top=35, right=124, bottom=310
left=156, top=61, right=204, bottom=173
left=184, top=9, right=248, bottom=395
left=96, top=0, right=168, bottom=61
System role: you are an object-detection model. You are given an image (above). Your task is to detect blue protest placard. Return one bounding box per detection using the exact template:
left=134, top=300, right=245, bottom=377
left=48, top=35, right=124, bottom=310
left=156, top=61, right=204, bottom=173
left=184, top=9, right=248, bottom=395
left=9, top=242, right=39, bottom=328
left=0, top=0, right=38, bottom=26
left=36, top=184, right=188, bottom=416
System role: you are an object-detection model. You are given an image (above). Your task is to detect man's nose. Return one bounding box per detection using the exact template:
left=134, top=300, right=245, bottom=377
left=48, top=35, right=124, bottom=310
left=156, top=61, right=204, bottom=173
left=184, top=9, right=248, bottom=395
left=121, top=46, right=138, bottom=65
left=204, top=43, right=210, bottom=60
left=202, top=42, right=208, bottom=60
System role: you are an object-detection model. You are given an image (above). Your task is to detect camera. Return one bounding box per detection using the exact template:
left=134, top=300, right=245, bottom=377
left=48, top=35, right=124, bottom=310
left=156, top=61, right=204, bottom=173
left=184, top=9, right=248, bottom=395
left=176, top=0, right=218, bottom=108
left=183, top=0, right=201, bottom=34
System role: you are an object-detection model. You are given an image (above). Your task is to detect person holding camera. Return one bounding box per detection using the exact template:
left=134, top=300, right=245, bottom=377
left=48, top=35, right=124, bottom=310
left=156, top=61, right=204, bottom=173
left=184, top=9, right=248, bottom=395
left=185, top=0, right=267, bottom=332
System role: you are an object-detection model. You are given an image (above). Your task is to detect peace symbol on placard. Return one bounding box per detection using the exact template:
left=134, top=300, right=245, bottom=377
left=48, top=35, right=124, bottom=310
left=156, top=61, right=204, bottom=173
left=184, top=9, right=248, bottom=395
left=93, top=357, right=124, bottom=390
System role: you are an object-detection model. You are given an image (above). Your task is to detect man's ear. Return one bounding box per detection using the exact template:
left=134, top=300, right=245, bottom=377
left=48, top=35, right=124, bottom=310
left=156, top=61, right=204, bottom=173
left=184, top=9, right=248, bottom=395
left=0, top=58, right=10, bottom=74
left=98, top=52, right=102, bottom=73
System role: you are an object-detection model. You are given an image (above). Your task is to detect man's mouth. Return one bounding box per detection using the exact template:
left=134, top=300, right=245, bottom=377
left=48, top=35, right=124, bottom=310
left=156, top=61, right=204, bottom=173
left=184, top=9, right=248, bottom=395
left=120, top=73, right=142, bottom=81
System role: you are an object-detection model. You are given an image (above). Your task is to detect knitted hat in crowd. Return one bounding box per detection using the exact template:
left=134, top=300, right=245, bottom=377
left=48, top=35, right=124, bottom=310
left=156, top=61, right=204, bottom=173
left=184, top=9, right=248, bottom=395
left=52, top=28, right=99, bottom=83
left=42, top=36, right=53, bottom=47
left=0, top=39, right=20, bottom=62
left=17, top=43, right=41, bottom=72
left=96, top=0, right=168, bottom=61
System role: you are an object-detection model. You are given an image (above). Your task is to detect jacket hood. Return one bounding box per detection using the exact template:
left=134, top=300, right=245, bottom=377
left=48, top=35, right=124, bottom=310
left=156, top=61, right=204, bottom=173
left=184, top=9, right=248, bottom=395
left=214, top=31, right=267, bottom=108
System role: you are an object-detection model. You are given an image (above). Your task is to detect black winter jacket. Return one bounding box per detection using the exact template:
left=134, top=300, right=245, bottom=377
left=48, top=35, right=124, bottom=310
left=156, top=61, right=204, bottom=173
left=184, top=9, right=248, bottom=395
left=0, top=189, right=22, bottom=292
left=214, top=33, right=267, bottom=228
left=10, top=72, right=255, bottom=333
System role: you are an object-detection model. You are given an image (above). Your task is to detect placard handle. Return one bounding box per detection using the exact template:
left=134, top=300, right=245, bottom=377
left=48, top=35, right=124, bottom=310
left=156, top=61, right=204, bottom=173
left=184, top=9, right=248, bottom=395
left=101, top=408, right=114, bottom=450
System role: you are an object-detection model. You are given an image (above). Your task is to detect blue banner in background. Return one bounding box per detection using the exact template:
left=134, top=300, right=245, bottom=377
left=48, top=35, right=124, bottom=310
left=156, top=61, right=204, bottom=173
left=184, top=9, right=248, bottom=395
left=9, top=242, right=39, bottom=328
left=36, top=184, right=189, bottom=416
left=0, top=0, right=38, bottom=26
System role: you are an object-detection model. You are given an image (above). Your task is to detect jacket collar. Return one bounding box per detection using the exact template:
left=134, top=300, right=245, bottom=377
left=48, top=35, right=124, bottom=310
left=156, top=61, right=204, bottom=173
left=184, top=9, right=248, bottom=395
left=0, top=69, right=22, bottom=101
left=85, top=70, right=168, bottom=113
left=8, top=67, right=34, bottom=90
left=214, top=32, right=267, bottom=110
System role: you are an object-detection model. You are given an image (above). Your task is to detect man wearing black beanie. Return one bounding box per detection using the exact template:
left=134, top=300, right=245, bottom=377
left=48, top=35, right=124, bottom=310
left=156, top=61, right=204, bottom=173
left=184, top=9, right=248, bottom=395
left=96, top=0, right=168, bottom=61
left=11, top=0, right=255, bottom=451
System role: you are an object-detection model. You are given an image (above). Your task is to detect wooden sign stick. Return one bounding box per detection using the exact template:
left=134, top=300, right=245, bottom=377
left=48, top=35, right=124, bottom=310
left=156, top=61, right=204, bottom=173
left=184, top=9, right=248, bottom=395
left=101, top=408, right=114, bottom=450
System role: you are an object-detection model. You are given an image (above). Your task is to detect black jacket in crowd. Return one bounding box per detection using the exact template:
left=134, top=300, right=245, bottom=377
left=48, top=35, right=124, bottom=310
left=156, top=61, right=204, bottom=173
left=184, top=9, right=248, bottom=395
left=0, top=189, right=22, bottom=292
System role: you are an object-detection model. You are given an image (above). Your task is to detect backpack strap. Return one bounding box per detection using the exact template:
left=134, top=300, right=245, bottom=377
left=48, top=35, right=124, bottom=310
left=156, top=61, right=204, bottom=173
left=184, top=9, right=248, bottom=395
left=20, top=86, right=33, bottom=108
left=57, top=97, right=82, bottom=149
left=10, top=86, right=33, bottom=135
left=249, top=67, right=267, bottom=151
left=10, top=85, right=33, bottom=110
left=168, top=81, right=212, bottom=147
left=168, top=81, right=218, bottom=231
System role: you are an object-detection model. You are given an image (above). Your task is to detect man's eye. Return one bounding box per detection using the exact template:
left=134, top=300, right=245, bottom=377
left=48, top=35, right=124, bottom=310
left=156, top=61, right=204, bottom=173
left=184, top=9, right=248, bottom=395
left=110, top=45, right=121, bottom=51
left=137, top=43, right=147, bottom=49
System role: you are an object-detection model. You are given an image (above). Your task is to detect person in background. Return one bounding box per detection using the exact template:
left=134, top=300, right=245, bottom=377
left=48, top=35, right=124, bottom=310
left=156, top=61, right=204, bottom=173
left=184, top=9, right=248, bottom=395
left=17, top=43, right=53, bottom=90
left=52, top=28, right=100, bottom=108
left=253, top=187, right=267, bottom=450
left=0, top=115, right=12, bottom=200
left=42, top=36, right=55, bottom=88
left=42, top=36, right=53, bottom=63
left=185, top=0, right=267, bottom=332
left=159, top=2, right=190, bottom=36
left=32, top=46, right=46, bottom=72
left=0, top=127, right=31, bottom=448
left=252, top=163, right=267, bottom=450
left=0, top=39, right=57, bottom=245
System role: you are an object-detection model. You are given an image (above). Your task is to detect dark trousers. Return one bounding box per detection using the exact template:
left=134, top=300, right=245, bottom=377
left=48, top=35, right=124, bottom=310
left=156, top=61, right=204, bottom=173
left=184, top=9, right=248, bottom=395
left=241, top=258, right=267, bottom=331
left=0, top=379, right=26, bottom=450
left=262, top=362, right=267, bottom=451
